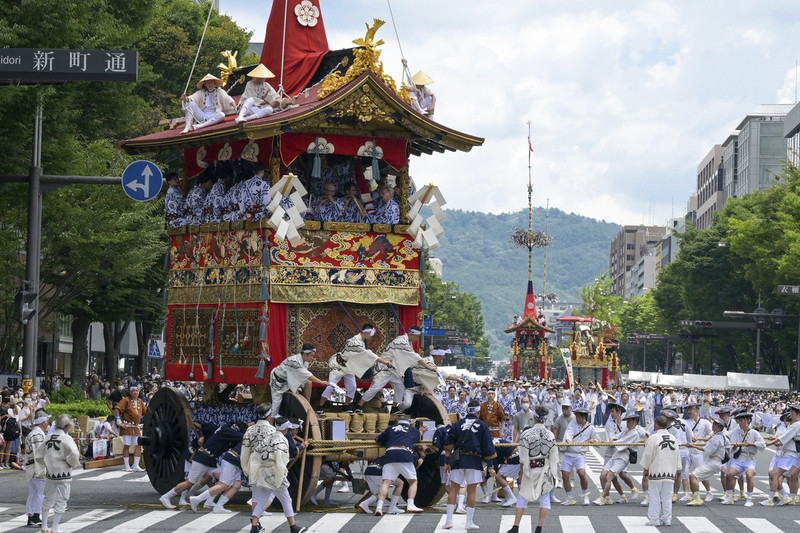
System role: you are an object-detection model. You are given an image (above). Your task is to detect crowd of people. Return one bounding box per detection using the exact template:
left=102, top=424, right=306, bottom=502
left=6, top=341, right=800, bottom=533
left=165, top=159, right=403, bottom=229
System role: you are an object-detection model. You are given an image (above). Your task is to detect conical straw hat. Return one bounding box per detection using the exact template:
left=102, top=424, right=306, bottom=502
left=411, top=70, right=434, bottom=85
left=196, top=73, right=224, bottom=89
left=248, top=63, right=275, bottom=79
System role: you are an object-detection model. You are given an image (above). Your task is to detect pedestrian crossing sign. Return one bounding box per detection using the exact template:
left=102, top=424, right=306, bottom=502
left=148, top=341, right=162, bottom=359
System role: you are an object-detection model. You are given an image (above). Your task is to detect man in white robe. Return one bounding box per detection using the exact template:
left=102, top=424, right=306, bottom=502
left=507, top=406, right=560, bottom=533
left=180, top=74, right=236, bottom=133
left=236, top=64, right=282, bottom=123
left=318, top=324, right=391, bottom=413
left=270, top=344, right=329, bottom=419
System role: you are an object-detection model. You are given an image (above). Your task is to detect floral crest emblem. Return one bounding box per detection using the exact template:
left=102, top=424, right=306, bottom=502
left=307, top=137, right=334, bottom=154
left=295, top=1, right=319, bottom=27
left=357, top=140, right=384, bottom=159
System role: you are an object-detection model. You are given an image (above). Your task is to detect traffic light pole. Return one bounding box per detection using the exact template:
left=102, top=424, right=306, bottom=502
left=23, top=98, right=43, bottom=382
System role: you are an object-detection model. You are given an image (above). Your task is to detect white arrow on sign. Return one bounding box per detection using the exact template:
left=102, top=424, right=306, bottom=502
left=126, top=164, right=153, bottom=195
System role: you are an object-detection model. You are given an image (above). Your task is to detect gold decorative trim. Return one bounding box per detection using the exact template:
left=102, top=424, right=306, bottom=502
left=271, top=284, right=418, bottom=305
left=322, top=221, right=372, bottom=232
left=303, top=220, right=321, bottom=231
left=371, top=223, right=392, bottom=233
left=318, top=19, right=413, bottom=105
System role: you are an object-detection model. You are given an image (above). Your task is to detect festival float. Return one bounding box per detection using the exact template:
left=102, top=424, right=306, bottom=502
left=505, top=127, right=555, bottom=380
left=557, top=316, right=619, bottom=389
left=117, top=1, right=482, bottom=507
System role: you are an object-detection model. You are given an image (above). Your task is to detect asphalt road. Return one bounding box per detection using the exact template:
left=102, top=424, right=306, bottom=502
left=0, top=430, right=795, bottom=533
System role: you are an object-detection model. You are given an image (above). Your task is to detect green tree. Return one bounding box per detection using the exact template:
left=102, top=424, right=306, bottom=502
left=422, top=257, right=490, bottom=369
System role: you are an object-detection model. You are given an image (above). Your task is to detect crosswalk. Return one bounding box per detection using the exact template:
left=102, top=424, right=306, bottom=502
left=0, top=508, right=798, bottom=533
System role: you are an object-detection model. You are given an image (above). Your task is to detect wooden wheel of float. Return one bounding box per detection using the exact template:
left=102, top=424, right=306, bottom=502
left=140, top=387, right=448, bottom=508
left=141, top=387, right=194, bottom=495
left=278, top=392, right=323, bottom=509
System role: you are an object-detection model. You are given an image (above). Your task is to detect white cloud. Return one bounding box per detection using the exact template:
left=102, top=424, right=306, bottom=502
left=219, top=0, right=800, bottom=225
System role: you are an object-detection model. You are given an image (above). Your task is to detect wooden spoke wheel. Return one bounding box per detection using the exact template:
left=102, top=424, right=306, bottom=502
left=278, top=393, right=322, bottom=510
left=141, top=387, right=193, bottom=495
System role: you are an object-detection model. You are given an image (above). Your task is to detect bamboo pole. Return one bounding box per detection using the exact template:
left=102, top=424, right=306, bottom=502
left=295, top=409, right=312, bottom=512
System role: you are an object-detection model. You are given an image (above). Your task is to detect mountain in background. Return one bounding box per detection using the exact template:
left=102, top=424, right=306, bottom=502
left=432, top=208, right=621, bottom=360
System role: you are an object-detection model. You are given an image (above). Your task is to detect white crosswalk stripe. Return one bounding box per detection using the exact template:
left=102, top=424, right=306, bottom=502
left=677, top=516, right=724, bottom=533
left=370, top=514, right=414, bottom=532
left=0, top=513, right=28, bottom=533
left=2, top=506, right=799, bottom=532
left=171, top=511, right=241, bottom=532
left=305, top=513, right=355, bottom=532
left=90, top=470, right=138, bottom=481
left=499, top=514, right=531, bottom=533
left=619, top=515, right=660, bottom=533
left=560, top=515, right=595, bottom=532
left=61, top=509, right=124, bottom=530
left=738, top=517, right=786, bottom=533
left=104, top=510, right=179, bottom=533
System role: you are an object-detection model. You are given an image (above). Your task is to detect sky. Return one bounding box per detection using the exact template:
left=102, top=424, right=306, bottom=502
left=220, top=0, right=800, bottom=225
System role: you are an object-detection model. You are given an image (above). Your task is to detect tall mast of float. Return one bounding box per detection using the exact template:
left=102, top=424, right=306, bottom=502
left=527, top=121, right=533, bottom=283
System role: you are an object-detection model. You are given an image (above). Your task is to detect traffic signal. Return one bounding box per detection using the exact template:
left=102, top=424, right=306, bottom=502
left=626, top=336, right=639, bottom=345
left=14, top=289, right=37, bottom=324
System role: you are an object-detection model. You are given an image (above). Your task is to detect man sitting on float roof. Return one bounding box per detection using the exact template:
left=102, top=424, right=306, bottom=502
left=236, top=64, right=282, bottom=124
left=180, top=73, right=236, bottom=134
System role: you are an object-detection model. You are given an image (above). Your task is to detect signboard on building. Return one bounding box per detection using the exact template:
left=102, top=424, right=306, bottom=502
left=0, top=48, right=138, bottom=83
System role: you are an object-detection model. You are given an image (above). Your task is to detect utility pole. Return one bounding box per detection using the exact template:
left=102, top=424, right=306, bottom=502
left=22, top=98, right=43, bottom=382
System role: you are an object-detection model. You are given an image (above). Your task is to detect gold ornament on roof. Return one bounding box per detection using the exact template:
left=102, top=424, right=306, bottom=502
left=218, top=50, right=238, bottom=85
left=318, top=18, right=413, bottom=104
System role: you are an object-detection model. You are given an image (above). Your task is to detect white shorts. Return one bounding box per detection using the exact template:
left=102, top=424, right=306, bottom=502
left=122, top=435, right=139, bottom=446
left=498, top=464, right=521, bottom=478
left=366, top=474, right=383, bottom=494
left=450, top=468, right=483, bottom=486
left=515, top=489, right=551, bottom=510
left=561, top=454, right=586, bottom=473
left=691, top=460, right=722, bottom=482
left=726, top=459, right=755, bottom=478
left=382, top=462, right=417, bottom=481
left=439, top=466, right=450, bottom=486
left=769, top=454, right=782, bottom=471
left=603, top=458, right=629, bottom=475
left=689, top=452, right=705, bottom=472
left=219, top=461, right=242, bottom=486
left=188, top=461, right=217, bottom=484
left=184, top=460, right=192, bottom=475
left=776, top=455, right=797, bottom=472
left=679, top=452, right=690, bottom=476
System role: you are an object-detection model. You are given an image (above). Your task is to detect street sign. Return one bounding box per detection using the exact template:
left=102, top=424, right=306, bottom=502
left=122, top=160, right=163, bottom=201
left=148, top=341, right=164, bottom=359
left=462, top=345, right=476, bottom=357
left=0, top=49, right=138, bottom=83
left=679, top=320, right=713, bottom=327
left=778, top=285, right=800, bottom=295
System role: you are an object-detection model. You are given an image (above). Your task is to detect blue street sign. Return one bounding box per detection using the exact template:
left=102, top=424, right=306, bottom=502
left=426, top=328, right=446, bottom=336
left=148, top=341, right=162, bottom=359
left=122, top=160, right=162, bottom=201
left=462, top=345, right=476, bottom=357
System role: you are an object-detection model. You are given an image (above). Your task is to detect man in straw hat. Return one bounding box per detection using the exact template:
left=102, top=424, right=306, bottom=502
left=593, top=411, right=643, bottom=505
left=683, top=402, right=714, bottom=502
left=407, top=70, right=436, bottom=118
left=764, top=404, right=800, bottom=505
left=721, top=410, right=765, bottom=507
left=180, top=73, right=236, bottom=134
left=685, top=415, right=731, bottom=506
left=236, top=64, right=281, bottom=123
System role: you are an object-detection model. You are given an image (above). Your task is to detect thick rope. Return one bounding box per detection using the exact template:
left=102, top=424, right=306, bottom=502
left=183, top=0, right=215, bottom=104
left=386, top=0, right=414, bottom=87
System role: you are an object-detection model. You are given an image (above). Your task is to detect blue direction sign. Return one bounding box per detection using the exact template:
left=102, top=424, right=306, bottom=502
left=122, top=160, right=162, bottom=201
left=148, top=341, right=163, bottom=359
